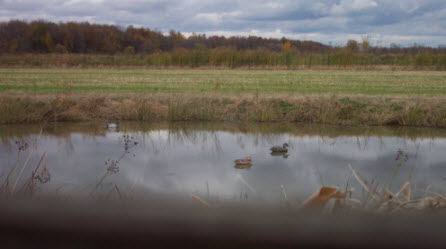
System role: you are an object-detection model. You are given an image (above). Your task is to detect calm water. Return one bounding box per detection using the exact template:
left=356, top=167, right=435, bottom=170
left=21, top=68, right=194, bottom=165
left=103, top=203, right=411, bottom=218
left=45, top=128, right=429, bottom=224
left=1, top=122, right=446, bottom=203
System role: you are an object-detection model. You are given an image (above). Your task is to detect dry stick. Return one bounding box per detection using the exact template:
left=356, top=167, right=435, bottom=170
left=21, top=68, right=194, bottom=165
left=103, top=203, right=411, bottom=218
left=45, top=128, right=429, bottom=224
left=12, top=130, right=42, bottom=194
left=347, top=164, right=376, bottom=201
left=31, top=151, right=47, bottom=196
left=3, top=155, right=17, bottom=190
left=281, top=184, right=291, bottom=210
left=127, top=181, right=137, bottom=199
left=7, top=150, right=21, bottom=189
left=71, top=184, right=92, bottom=197
left=389, top=199, right=422, bottom=214
left=311, top=160, right=324, bottom=186
left=236, top=174, right=256, bottom=193
left=20, top=151, right=47, bottom=194
left=30, top=151, right=46, bottom=181
left=280, top=184, right=288, bottom=202
left=114, top=185, right=122, bottom=199
left=54, top=185, right=64, bottom=195
left=408, top=142, right=421, bottom=182
left=90, top=171, right=109, bottom=195
left=4, top=149, right=22, bottom=191
left=416, top=189, right=446, bottom=201
left=206, top=181, right=210, bottom=200
left=190, top=194, right=211, bottom=207
left=104, top=185, right=116, bottom=200
left=0, top=173, right=5, bottom=192
left=90, top=151, right=126, bottom=195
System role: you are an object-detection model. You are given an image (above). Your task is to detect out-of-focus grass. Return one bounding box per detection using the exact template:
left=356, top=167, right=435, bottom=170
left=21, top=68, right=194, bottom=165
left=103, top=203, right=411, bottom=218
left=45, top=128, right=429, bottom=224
left=1, top=68, right=446, bottom=96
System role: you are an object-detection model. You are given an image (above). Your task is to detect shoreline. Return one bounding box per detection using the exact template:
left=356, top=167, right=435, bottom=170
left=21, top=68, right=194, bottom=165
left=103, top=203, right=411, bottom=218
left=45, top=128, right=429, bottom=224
left=1, top=94, right=445, bottom=128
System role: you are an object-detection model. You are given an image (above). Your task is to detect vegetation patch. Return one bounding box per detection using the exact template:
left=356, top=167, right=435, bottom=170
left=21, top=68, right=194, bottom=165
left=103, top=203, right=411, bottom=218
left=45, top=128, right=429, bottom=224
left=1, top=68, right=445, bottom=127
left=2, top=68, right=446, bottom=96
left=0, top=94, right=445, bottom=127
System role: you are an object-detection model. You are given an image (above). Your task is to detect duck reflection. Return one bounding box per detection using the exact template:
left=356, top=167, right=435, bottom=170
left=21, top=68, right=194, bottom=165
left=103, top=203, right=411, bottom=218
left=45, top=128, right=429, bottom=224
left=270, top=151, right=289, bottom=158
left=106, top=127, right=120, bottom=133
left=234, top=164, right=252, bottom=170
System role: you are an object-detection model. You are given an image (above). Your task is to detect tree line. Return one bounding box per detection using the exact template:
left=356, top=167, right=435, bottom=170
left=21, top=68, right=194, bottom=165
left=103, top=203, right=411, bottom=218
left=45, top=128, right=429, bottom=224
left=2, top=20, right=445, bottom=55
left=1, top=20, right=445, bottom=68
left=0, top=20, right=330, bottom=54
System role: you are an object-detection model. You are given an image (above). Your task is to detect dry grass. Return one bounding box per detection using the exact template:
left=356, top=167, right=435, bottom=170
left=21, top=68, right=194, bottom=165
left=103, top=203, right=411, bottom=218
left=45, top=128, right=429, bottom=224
left=189, top=165, right=446, bottom=215
left=0, top=130, right=48, bottom=196
left=313, top=165, right=446, bottom=215
left=2, top=68, right=446, bottom=127
left=0, top=129, right=138, bottom=199
left=181, top=173, right=446, bottom=215
left=1, top=93, right=446, bottom=127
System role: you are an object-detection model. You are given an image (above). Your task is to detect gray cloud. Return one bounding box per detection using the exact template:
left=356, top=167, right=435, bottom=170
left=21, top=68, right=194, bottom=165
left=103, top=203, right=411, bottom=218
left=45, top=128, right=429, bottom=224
left=1, top=0, right=446, bottom=46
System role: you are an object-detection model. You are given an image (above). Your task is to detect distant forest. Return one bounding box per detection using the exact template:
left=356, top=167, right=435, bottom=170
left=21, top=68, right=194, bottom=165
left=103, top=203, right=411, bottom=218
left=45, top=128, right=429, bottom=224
left=2, top=20, right=445, bottom=54
left=1, top=20, right=446, bottom=68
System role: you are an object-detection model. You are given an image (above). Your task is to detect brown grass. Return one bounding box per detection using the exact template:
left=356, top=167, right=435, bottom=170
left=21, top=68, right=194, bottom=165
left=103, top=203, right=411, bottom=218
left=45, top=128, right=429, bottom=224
left=1, top=93, right=446, bottom=127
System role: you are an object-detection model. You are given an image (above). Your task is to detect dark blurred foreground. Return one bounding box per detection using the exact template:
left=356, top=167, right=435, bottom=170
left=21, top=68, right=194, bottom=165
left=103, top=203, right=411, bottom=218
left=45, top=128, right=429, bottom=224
left=0, top=196, right=444, bottom=249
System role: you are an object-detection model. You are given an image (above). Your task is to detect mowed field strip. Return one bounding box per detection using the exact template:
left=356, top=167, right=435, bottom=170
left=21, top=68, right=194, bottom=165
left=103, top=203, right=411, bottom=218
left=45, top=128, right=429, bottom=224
left=1, top=68, right=446, bottom=95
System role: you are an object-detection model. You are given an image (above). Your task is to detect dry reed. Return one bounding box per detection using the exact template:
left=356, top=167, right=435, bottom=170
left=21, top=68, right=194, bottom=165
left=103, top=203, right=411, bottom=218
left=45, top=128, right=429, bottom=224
left=1, top=94, right=446, bottom=127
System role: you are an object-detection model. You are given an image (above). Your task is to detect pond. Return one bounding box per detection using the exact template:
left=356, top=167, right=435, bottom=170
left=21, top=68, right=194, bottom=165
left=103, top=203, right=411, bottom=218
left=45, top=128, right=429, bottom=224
left=1, top=122, right=446, bottom=203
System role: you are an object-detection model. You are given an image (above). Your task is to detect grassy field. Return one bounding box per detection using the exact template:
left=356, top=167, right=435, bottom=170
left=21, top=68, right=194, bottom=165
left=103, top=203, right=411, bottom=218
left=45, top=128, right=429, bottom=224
left=1, top=68, right=446, bottom=126
left=1, top=68, right=446, bottom=96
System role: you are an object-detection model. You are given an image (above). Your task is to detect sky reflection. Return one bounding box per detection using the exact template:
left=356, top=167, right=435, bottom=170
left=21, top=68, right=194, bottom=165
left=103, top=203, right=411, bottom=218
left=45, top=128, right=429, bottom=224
left=1, top=122, right=446, bottom=203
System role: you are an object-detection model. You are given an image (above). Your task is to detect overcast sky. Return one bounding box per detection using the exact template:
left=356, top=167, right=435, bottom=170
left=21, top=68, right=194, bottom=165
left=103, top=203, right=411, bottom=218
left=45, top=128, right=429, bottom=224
left=1, top=0, right=446, bottom=47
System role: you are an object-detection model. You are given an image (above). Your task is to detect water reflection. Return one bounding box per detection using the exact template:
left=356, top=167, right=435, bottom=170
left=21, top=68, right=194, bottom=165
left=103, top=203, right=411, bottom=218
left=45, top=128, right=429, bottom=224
left=270, top=152, right=289, bottom=158
left=234, top=164, right=252, bottom=170
left=1, top=122, right=446, bottom=202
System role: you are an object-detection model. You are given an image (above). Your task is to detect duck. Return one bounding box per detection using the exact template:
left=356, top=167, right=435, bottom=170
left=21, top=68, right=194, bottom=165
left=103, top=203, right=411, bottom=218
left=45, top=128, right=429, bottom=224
left=270, top=143, right=289, bottom=153
left=106, top=122, right=120, bottom=129
left=234, top=157, right=252, bottom=165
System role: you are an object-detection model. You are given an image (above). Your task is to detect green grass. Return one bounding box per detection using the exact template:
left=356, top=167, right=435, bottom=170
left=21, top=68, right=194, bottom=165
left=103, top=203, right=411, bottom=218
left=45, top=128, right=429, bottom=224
left=1, top=68, right=446, bottom=96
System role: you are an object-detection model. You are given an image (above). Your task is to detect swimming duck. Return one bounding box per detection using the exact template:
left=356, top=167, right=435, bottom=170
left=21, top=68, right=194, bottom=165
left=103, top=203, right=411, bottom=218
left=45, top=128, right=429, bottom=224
left=234, top=157, right=252, bottom=165
left=106, top=122, right=120, bottom=128
left=270, top=143, right=289, bottom=153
